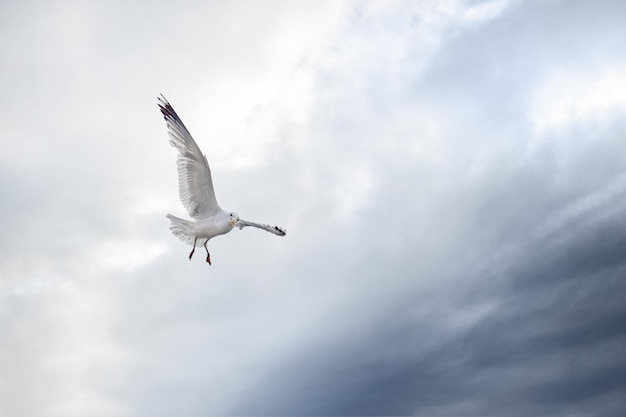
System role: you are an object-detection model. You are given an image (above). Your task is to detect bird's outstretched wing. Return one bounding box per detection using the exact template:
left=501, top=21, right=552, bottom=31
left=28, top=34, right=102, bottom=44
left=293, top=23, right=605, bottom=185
left=158, top=95, right=221, bottom=218
left=236, top=219, right=286, bottom=236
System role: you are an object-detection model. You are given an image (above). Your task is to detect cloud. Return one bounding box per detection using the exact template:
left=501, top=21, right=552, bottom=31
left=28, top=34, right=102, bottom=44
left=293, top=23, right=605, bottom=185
left=221, top=0, right=626, bottom=414
left=530, top=66, right=626, bottom=134
left=1, top=0, right=625, bottom=416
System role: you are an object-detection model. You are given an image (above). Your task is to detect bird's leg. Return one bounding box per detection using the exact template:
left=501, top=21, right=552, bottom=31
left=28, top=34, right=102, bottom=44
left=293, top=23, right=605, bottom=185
left=204, top=239, right=211, bottom=265
left=189, top=236, right=197, bottom=260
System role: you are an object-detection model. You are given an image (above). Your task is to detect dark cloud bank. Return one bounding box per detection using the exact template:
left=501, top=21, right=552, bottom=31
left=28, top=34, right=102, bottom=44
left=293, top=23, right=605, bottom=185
left=1, top=0, right=625, bottom=416
left=225, top=1, right=626, bottom=415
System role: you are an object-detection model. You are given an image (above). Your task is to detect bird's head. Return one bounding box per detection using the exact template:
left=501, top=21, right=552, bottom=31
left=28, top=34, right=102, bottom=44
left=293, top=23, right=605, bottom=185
left=228, top=212, right=240, bottom=227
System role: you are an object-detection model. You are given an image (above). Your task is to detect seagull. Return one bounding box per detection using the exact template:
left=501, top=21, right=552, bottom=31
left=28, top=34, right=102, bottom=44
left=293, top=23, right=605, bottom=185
left=158, top=95, right=286, bottom=264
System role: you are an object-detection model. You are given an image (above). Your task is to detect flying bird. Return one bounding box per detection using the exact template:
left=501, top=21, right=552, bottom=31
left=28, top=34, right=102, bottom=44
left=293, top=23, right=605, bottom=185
left=158, top=95, right=286, bottom=264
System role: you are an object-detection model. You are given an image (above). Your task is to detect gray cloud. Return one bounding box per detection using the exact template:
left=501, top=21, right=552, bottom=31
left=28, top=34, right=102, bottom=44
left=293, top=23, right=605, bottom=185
left=1, top=0, right=625, bottom=416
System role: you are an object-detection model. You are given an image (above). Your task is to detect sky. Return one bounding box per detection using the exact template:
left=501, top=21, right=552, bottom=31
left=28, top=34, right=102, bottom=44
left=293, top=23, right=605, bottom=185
left=1, top=0, right=626, bottom=415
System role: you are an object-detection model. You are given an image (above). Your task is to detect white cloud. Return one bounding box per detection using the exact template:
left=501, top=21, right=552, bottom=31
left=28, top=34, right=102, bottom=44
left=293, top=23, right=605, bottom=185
left=90, top=239, right=168, bottom=272
left=462, top=0, right=516, bottom=24
left=2, top=0, right=626, bottom=416
left=530, top=65, right=626, bottom=134
left=331, top=162, right=376, bottom=219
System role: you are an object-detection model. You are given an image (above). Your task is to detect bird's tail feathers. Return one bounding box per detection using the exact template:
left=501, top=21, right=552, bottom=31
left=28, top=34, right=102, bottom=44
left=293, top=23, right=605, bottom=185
left=166, top=214, right=196, bottom=245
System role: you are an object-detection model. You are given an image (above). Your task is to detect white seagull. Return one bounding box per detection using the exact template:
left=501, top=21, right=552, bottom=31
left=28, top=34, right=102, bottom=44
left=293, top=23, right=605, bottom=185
left=158, top=95, right=286, bottom=264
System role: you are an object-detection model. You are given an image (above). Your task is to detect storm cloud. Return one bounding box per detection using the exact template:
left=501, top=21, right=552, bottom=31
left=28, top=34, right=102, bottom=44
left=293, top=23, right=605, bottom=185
left=1, top=0, right=625, bottom=416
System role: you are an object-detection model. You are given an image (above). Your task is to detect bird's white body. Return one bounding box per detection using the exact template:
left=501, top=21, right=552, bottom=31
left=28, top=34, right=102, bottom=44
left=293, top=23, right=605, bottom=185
left=158, top=95, right=286, bottom=263
left=166, top=211, right=235, bottom=246
left=192, top=212, right=234, bottom=239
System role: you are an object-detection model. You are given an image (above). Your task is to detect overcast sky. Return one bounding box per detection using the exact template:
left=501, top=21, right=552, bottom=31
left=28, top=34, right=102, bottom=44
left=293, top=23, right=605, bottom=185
left=1, top=0, right=626, bottom=415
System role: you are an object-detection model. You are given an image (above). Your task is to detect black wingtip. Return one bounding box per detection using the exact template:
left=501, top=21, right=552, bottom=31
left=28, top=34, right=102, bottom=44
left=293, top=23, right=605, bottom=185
left=157, top=94, right=178, bottom=122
